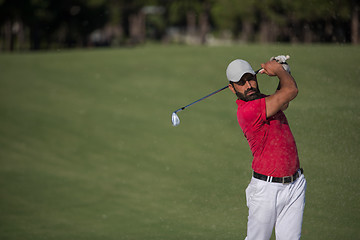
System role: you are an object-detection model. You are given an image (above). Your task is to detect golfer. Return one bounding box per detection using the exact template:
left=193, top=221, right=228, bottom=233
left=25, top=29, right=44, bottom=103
left=226, top=58, right=307, bottom=240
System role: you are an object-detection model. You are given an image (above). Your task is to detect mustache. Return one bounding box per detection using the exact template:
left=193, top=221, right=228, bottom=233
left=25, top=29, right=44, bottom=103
left=244, top=87, right=259, bottom=95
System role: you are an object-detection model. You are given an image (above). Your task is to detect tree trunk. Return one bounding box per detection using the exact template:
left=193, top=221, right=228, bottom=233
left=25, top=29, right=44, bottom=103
left=351, top=3, right=359, bottom=44
left=186, top=11, right=196, bottom=37
left=259, top=20, right=268, bottom=43
left=259, top=20, right=278, bottom=43
left=4, top=21, right=12, bottom=51
left=288, top=20, right=299, bottom=43
left=17, top=21, right=25, bottom=51
left=129, top=12, right=146, bottom=44
left=303, top=23, right=313, bottom=43
left=30, top=23, right=40, bottom=50
left=185, top=11, right=197, bottom=44
left=325, top=20, right=333, bottom=42
left=240, top=21, right=253, bottom=42
left=199, top=12, right=209, bottom=44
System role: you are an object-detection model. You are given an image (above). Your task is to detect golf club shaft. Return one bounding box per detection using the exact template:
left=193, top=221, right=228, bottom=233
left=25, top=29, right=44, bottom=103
left=174, top=68, right=263, bottom=114
left=174, top=85, right=229, bottom=113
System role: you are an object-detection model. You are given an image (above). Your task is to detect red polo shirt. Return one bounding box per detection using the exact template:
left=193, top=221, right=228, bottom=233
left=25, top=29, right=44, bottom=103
left=236, top=97, right=299, bottom=177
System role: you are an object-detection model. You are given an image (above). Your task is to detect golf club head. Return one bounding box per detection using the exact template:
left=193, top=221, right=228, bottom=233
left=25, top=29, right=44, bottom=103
left=171, top=112, right=180, bottom=127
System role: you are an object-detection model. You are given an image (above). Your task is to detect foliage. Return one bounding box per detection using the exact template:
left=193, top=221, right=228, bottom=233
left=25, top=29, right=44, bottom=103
left=0, top=0, right=357, bottom=50
left=211, top=0, right=256, bottom=31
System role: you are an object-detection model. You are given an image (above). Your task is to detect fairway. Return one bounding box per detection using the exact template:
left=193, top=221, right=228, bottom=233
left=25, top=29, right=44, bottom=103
left=0, top=44, right=359, bottom=240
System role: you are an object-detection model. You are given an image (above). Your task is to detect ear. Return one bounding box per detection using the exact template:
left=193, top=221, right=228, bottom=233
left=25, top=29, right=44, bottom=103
left=228, top=83, right=236, bottom=94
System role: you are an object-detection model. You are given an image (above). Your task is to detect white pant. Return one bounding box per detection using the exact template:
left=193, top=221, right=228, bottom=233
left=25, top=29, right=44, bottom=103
left=245, top=173, right=306, bottom=240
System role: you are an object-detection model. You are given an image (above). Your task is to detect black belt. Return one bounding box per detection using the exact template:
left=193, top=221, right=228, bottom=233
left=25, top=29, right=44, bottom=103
left=253, top=168, right=303, bottom=184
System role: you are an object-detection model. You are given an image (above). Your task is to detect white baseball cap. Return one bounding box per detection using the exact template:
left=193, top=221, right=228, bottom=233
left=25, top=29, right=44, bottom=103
left=226, top=59, right=255, bottom=82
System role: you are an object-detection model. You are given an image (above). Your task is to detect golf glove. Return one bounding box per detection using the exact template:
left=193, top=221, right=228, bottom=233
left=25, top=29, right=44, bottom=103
left=270, top=55, right=291, bottom=73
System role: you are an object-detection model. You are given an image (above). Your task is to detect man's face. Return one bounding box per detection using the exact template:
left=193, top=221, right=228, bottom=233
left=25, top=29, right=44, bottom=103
left=229, top=73, right=261, bottom=101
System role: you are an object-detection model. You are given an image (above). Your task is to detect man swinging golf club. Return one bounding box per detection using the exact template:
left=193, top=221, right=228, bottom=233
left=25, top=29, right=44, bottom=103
left=226, top=56, right=307, bottom=240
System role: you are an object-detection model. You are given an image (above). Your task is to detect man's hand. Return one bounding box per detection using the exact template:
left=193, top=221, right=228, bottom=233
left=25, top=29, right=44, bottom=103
left=270, top=55, right=290, bottom=63
left=269, top=55, right=291, bottom=73
left=260, top=60, right=286, bottom=77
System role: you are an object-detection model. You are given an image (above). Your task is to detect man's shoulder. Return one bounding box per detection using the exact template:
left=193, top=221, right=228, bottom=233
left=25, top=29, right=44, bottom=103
left=236, top=95, right=267, bottom=108
left=237, top=97, right=265, bottom=116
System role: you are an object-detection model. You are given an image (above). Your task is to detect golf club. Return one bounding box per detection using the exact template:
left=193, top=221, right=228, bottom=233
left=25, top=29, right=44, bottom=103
left=171, top=68, right=263, bottom=127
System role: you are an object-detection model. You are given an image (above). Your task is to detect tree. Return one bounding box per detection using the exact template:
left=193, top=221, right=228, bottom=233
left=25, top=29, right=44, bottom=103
left=212, top=0, right=256, bottom=42
left=287, top=0, right=353, bottom=43
left=167, top=0, right=212, bottom=44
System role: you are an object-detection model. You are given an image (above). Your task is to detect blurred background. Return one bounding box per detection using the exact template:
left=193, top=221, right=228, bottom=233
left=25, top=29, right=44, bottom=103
left=0, top=0, right=359, bottom=51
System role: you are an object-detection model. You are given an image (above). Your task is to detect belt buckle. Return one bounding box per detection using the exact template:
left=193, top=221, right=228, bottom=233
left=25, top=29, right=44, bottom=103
left=282, top=175, right=293, bottom=184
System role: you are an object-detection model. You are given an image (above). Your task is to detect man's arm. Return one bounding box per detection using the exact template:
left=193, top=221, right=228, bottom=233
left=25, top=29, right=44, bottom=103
left=261, top=61, right=298, bottom=118
left=276, top=83, right=289, bottom=111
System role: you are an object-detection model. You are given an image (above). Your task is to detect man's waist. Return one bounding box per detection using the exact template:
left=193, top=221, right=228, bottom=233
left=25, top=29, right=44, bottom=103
left=251, top=156, right=300, bottom=178
left=253, top=168, right=303, bottom=184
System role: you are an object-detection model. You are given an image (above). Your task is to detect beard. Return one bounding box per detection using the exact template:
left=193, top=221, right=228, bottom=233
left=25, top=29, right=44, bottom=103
left=236, top=87, right=262, bottom=102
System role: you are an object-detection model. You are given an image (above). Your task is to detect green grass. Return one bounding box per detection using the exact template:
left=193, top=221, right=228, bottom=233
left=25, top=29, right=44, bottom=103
left=0, top=44, right=359, bottom=240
